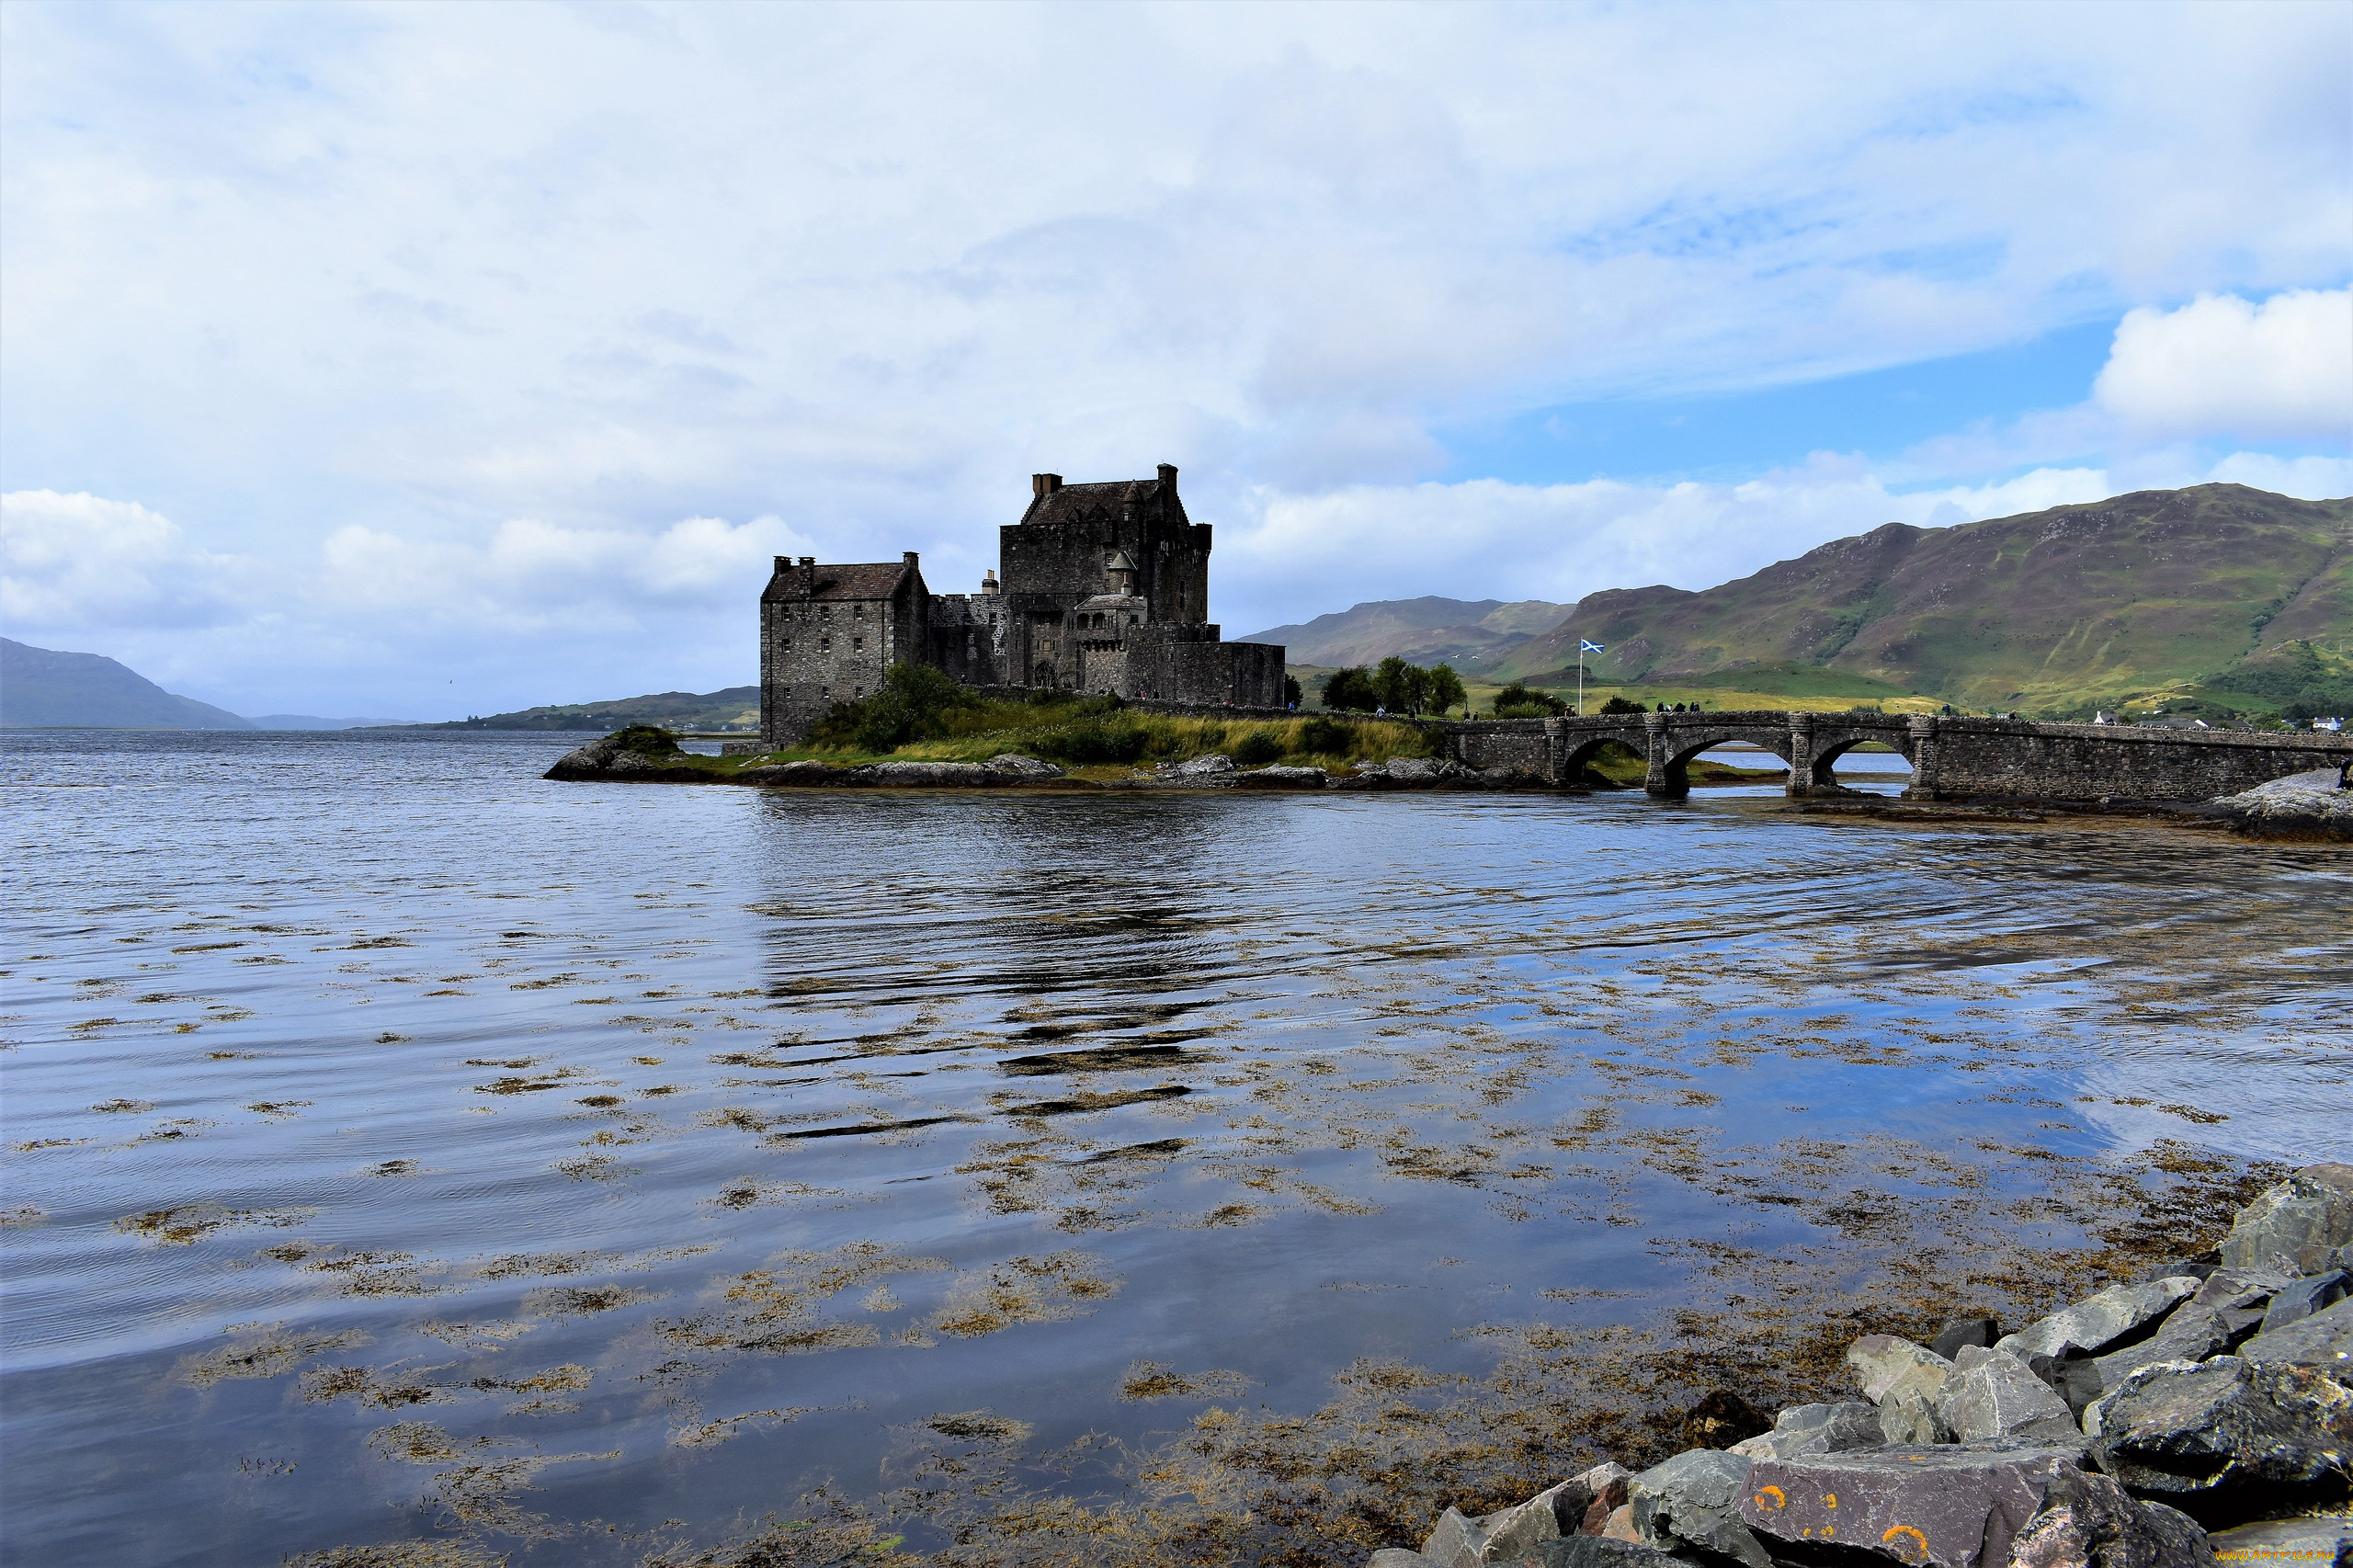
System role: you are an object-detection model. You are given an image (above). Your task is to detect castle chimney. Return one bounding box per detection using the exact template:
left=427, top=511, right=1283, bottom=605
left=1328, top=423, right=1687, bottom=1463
left=903, top=551, right=919, bottom=566
left=1157, top=463, right=1177, bottom=488
left=1032, top=473, right=1063, bottom=497
left=798, top=556, right=814, bottom=567
left=982, top=568, right=1000, bottom=596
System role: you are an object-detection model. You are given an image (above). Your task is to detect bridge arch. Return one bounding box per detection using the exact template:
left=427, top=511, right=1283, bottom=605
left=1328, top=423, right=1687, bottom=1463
left=1799, top=728, right=1918, bottom=794
left=1646, top=730, right=1794, bottom=796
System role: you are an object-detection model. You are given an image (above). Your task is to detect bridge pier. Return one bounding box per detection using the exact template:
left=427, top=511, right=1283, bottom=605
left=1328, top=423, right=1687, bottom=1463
left=1643, top=712, right=1684, bottom=797
left=1904, top=714, right=1943, bottom=801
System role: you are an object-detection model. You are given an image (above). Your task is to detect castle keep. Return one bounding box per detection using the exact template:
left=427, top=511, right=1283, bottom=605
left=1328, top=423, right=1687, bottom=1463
left=759, top=464, right=1286, bottom=744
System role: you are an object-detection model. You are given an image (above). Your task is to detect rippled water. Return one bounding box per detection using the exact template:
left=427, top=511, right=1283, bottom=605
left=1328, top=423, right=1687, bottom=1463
left=4, top=730, right=2348, bottom=1568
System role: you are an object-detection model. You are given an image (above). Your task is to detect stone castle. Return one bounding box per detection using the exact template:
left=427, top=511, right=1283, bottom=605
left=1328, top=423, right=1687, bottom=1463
left=759, top=464, right=1285, bottom=744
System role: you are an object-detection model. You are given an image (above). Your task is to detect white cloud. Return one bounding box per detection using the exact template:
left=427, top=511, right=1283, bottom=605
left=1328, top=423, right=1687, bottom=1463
left=0, top=490, right=253, bottom=630
left=2094, top=290, right=2353, bottom=440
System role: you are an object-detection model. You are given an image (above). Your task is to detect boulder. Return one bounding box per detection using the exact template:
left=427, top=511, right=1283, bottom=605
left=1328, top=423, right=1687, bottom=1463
left=1684, top=1390, right=1774, bottom=1451
left=1576, top=1464, right=1633, bottom=1535
left=2211, top=771, right=2353, bottom=841
left=2204, top=1516, right=2353, bottom=1568
left=1425, top=1509, right=1488, bottom=1568
left=1849, top=1336, right=1956, bottom=1402
left=1233, top=765, right=1330, bottom=790
left=1160, top=753, right=1235, bottom=779
left=2087, top=1356, right=2353, bottom=1507
left=2219, top=1165, right=2353, bottom=1273
left=1372, top=1552, right=1438, bottom=1568
left=984, top=753, right=1064, bottom=778
left=736, top=760, right=843, bottom=786
left=1599, top=1506, right=1641, bottom=1544
left=2006, top=1467, right=2214, bottom=1568
left=1420, top=1467, right=1632, bottom=1568
left=1997, top=1279, right=2201, bottom=1363
left=843, top=760, right=995, bottom=788
left=2091, top=1268, right=2293, bottom=1390
left=2256, top=1271, right=2348, bottom=1335
left=1933, top=1317, right=2004, bottom=1359
left=1523, top=1540, right=1679, bottom=1568
left=2028, top=1354, right=2111, bottom=1420
left=2237, top=1295, right=2353, bottom=1370
left=1729, top=1403, right=1885, bottom=1461
left=1737, top=1443, right=2084, bottom=1568
left=1936, top=1346, right=2082, bottom=1445
left=1628, top=1449, right=1769, bottom=1568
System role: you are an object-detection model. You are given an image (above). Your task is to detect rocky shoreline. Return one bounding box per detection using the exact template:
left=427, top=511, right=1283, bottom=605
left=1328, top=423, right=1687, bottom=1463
left=2205, top=769, right=2353, bottom=842
left=545, top=732, right=1578, bottom=791
left=1363, top=1164, right=2352, bottom=1568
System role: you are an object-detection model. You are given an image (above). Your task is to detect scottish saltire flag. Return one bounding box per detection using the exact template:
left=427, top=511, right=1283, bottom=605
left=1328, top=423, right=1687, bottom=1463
left=1580, top=640, right=1605, bottom=653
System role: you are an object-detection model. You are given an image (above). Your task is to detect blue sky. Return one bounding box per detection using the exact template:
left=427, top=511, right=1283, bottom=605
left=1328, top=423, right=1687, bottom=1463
left=2, top=1, right=2347, bottom=717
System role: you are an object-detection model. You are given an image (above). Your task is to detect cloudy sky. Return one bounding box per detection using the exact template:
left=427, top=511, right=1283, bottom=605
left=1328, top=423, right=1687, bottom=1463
left=4, top=1, right=2348, bottom=718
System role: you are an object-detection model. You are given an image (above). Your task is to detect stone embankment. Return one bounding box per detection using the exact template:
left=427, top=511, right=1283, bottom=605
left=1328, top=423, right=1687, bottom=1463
left=1367, top=1165, right=2353, bottom=1568
left=2207, top=769, right=2353, bottom=842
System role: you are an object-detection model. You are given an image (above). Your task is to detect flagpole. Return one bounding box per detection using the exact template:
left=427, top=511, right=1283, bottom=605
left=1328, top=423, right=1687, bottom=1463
left=1577, top=646, right=1586, bottom=717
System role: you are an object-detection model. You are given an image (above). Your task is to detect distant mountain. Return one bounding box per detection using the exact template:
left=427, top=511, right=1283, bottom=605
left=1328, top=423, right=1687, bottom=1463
left=0, top=639, right=255, bottom=729
left=396, top=686, right=762, bottom=732
left=1242, top=596, right=1569, bottom=671
left=1494, top=483, right=2352, bottom=713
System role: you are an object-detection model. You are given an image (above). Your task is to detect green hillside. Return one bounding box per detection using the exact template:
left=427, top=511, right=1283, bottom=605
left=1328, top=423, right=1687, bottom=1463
left=397, top=686, right=762, bottom=732
left=0, top=638, right=255, bottom=729
left=1496, top=484, right=2352, bottom=715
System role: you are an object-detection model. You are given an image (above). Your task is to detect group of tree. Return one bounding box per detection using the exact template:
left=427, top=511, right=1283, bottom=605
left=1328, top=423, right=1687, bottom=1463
left=1321, top=657, right=1467, bottom=717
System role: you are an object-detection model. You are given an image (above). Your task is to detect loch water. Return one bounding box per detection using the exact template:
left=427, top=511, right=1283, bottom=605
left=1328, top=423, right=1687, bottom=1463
left=3, top=729, right=2348, bottom=1567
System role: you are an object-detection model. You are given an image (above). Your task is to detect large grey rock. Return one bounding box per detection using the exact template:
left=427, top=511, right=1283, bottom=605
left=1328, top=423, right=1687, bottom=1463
left=2257, top=1271, right=2348, bottom=1335
left=2204, top=1516, right=2353, bottom=1568
left=1849, top=1336, right=1955, bottom=1401
left=1527, top=1540, right=1678, bottom=1568
left=2088, top=1355, right=2353, bottom=1504
left=2238, top=1295, right=2353, bottom=1370
left=1738, top=1444, right=2084, bottom=1568
left=2220, top=1165, right=2353, bottom=1273
left=2091, top=1268, right=2293, bottom=1389
left=2212, top=771, right=2353, bottom=841
left=1998, top=1279, right=2201, bottom=1362
left=1933, top=1317, right=2004, bottom=1359
left=1425, top=1507, right=1487, bottom=1568
left=1629, top=1449, right=1768, bottom=1568
left=1233, top=764, right=1330, bottom=789
left=736, top=759, right=842, bottom=786
left=2006, top=1468, right=2214, bottom=1568
left=1730, top=1402, right=1885, bottom=1460
left=1161, top=753, right=1235, bottom=778
left=983, top=753, right=1063, bottom=778
left=843, top=759, right=995, bottom=788
left=1574, top=1462, right=1634, bottom=1535
left=1424, top=1467, right=1636, bottom=1568
left=1372, top=1552, right=1439, bottom=1568
left=1937, top=1346, right=2082, bottom=1444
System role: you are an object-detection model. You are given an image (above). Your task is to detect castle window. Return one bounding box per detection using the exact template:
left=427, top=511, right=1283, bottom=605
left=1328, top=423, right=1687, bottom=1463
left=821, top=636, right=832, bottom=650
left=780, top=637, right=792, bottom=650
left=854, top=604, right=866, bottom=619
left=852, top=637, right=864, bottom=651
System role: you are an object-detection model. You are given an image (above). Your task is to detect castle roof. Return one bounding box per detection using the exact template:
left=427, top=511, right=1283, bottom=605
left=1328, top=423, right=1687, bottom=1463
left=763, top=560, right=915, bottom=602
left=1018, top=477, right=1170, bottom=528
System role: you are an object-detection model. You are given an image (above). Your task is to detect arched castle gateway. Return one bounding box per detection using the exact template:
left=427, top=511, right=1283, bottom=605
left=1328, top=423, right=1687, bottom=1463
left=759, top=465, right=1286, bottom=745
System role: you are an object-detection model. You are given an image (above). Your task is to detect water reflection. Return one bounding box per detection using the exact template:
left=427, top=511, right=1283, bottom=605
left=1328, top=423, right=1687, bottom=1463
left=1, top=731, right=2347, bottom=1567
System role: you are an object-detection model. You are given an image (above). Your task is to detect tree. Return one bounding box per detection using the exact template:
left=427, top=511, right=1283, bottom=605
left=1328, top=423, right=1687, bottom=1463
left=1599, top=695, right=1645, bottom=714
left=1372, top=655, right=1432, bottom=715
left=1321, top=667, right=1380, bottom=712
left=1492, top=682, right=1566, bottom=717
left=1282, top=675, right=1303, bottom=708
left=1427, top=665, right=1466, bottom=716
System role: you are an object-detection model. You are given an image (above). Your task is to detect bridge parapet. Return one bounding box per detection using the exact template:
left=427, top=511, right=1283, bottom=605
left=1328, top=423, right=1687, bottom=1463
left=1439, top=710, right=2347, bottom=803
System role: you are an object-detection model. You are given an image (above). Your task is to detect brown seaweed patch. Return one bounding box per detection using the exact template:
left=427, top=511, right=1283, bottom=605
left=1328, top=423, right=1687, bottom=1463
left=928, top=1251, right=1120, bottom=1338
left=304, top=1249, right=448, bottom=1297
left=283, top=1540, right=504, bottom=1568
left=182, top=1326, right=371, bottom=1385
left=1000, top=1084, right=1192, bottom=1117
left=92, top=1097, right=156, bottom=1113
left=575, top=1094, right=623, bottom=1108
left=114, top=1203, right=314, bottom=1245
left=670, top=1404, right=817, bottom=1448
left=767, top=1114, right=975, bottom=1142
left=662, top=1242, right=949, bottom=1356
left=415, top=1320, right=538, bottom=1349
left=997, top=1044, right=1216, bottom=1075
left=1118, top=1360, right=1252, bottom=1402
left=479, top=1251, right=608, bottom=1281
left=12, top=1138, right=90, bottom=1152
left=523, top=1285, right=657, bottom=1318
left=925, top=1410, right=1034, bottom=1442
left=0, top=1205, right=46, bottom=1227
left=301, top=1365, right=449, bottom=1407
left=473, top=1070, right=581, bottom=1095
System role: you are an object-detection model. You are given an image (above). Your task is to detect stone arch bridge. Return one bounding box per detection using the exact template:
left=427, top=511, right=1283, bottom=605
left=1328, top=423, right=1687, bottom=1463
left=1443, top=710, right=2347, bottom=801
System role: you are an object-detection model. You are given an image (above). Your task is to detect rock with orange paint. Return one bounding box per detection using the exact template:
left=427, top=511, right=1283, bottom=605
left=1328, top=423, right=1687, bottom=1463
left=1736, top=1443, right=2083, bottom=1568
left=2004, top=1468, right=2211, bottom=1568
